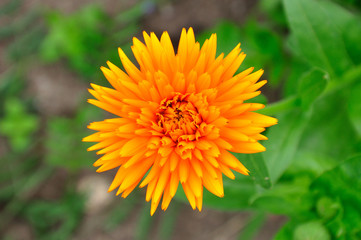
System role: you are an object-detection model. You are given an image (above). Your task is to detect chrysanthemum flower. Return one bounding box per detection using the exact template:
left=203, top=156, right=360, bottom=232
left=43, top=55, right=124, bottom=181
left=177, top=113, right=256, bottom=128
left=83, top=28, right=277, bottom=215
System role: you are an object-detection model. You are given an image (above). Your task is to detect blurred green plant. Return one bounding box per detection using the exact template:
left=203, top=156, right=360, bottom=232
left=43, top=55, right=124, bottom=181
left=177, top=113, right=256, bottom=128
left=197, top=20, right=286, bottom=87
left=45, top=105, right=102, bottom=171
left=178, top=0, right=361, bottom=239
left=41, top=3, right=145, bottom=79
left=1, top=0, right=361, bottom=239
left=24, top=191, right=85, bottom=240
left=41, top=5, right=107, bottom=77
left=0, top=98, right=39, bottom=152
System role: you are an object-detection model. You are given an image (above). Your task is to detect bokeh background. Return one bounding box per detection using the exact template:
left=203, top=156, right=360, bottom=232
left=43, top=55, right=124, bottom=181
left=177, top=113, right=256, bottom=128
left=1, top=0, right=361, bottom=239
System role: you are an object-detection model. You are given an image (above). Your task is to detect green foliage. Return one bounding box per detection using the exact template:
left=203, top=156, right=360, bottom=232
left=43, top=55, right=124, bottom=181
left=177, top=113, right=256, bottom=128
left=45, top=105, right=101, bottom=171
left=293, top=221, right=331, bottom=240
left=259, top=0, right=287, bottom=27
left=234, top=152, right=271, bottom=189
left=238, top=212, right=266, bottom=240
left=264, top=110, right=310, bottom=183
left=195, top=1, right=361, bottom=239
left=104, top=201, right=135, bottom=230
left=0, top=98, right=39, bottom=152
left=41, top=5, right=108, bottom=77
left=0, top=0, right=22, bottom=17
left=297, top=69, right=328, bottom=110
left=24, top=191, right=85, bottom=240
left=2, top=0, right=361, bottom=238
left=343, top=18, right=361, bottom=65
left=197, top=20, right=286, bottom=87
left=41, top=4, right=143, bottom=78
left=347, top=80, right=361, bottom=136
left=135, top=203, right=154, bottom=240
left=283, top=0, right=354, bottom=77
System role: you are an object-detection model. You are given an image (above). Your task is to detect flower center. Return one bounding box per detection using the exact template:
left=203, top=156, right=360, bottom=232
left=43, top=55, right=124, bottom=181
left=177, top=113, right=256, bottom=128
left=157, top=94, right=202, bottom=142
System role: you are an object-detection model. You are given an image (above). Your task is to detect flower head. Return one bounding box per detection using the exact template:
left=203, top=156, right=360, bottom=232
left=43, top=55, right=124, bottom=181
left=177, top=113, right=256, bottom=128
left=84, top=28, right=277, bottom=215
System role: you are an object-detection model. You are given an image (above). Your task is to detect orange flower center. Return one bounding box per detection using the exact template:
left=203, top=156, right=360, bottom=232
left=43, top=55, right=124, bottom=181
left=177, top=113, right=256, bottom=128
left=157, top=94, right=202, bottom=142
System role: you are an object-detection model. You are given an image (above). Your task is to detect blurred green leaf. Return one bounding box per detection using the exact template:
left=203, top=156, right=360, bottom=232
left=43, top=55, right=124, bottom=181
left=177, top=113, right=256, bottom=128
left=293, top=221, right=331, bottom=240
left=264, top=110, right=309, bottom=183
left=104, top=197, right=139, bottom=231
left=287, top=151, right=336, bottom=178
left=283, top=58, right=310, bottom=97
left=0, top=9, right=40, bottom=39
left=310, top=155, right=361, bottom=239
left=135, top=203, right=154, bottom=240
left=243, top=20, right=286, bottom=87
left=7, top=25, right=45, bottom=61
left=311, top=155, right=361, bottom=208
left=40, top=3, right=141, bottom=79
left=158, top=202, right=180, bottom=240
left=274, top=221, right=297, bottom=240
left=0, top=98, right=39, bottom=152
left=45, top=105, right=101, bottom=170
left=249, top=174, right=314, bottom=217
left=197, top=21, right=242, bottom=56
left=316, top=197, right=340, bottom=221
left=0, top=165, right=53, bottom=232
left=343, top=18, right=361, bottom=65
left=114, top=2, right=146, bottom=24
left=283, top=0, right=353, bottom=77
left=176, top=174, right=256, bottom=210
left=237, top=212, right=266, bottom=240
left=234, top=152, right=271, bottom=189
left=297, top=68, right=328, bottom=110
left=197, top=20, right=286, bottom=86
left=298, top=91, right=360, bottom=163
left=347, top=80, right=361, bottom=136
left=259, top=0, right=288, bottom=27
left=0, top=0, right=22, bottom=16
left=41, top=5, right=107, bottom=77
left=0, top=69, right=25, bottom=98
left=24, top=191, right=85, bottom=240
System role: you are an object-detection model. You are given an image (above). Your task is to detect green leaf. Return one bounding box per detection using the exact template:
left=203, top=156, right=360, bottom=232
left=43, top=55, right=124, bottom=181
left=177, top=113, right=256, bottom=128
left=157, top=203, right=180, bottom=240
left=197, top=20, right=286, bottom=86
left=283, top=58, right=310, bottom=97
left=45, top=105, right=101, bottom=171
left=207, top=176, right=256, bottom=210
left=311, top=155, right=361, bottom=207
left=347, top=80, right=361, bottom=136
left=234, top=152, right=271, bottom=189
left=298, top=89, right=360, bottom=162
left=175, top=174, right=256, bottom=210
left=104, top=197, right=138, bottom=231
left=264, top=110, right=310, bottom=183
left=316, top=197, right=340, bottom=220
left=259, top=0, right=288, bottom=27
left=237, top=212, right=266, bottom=240
left=293, top=221, right=331, bottom=240
left=249, top=176, right=314, bottom=216
left=310, top=155, right=361, bottom=239
left=0, top=98, right=39, bottom=152
left=343, top=18, right=361, bottom=65
left=297, top=68, right=328, bottom=110
left=197, top=21, right=243, bottom=57
left=25, top=191, right=85, bottom=240
left=135, top=203, right=154, bottom=240
left=0, top=0, right=22, bottom=16
left=283, top=0, right=353, bottom=77
left=274, top=221, right=297, bottom=240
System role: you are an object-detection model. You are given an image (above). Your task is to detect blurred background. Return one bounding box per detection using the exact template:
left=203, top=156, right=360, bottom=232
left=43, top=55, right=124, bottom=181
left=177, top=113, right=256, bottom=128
left=1, top=0, right=361, bottom=239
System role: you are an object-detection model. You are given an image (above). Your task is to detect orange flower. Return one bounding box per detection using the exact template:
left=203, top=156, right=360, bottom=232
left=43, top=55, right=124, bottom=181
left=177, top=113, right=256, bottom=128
left=83, top=28, right=277, bottom=215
